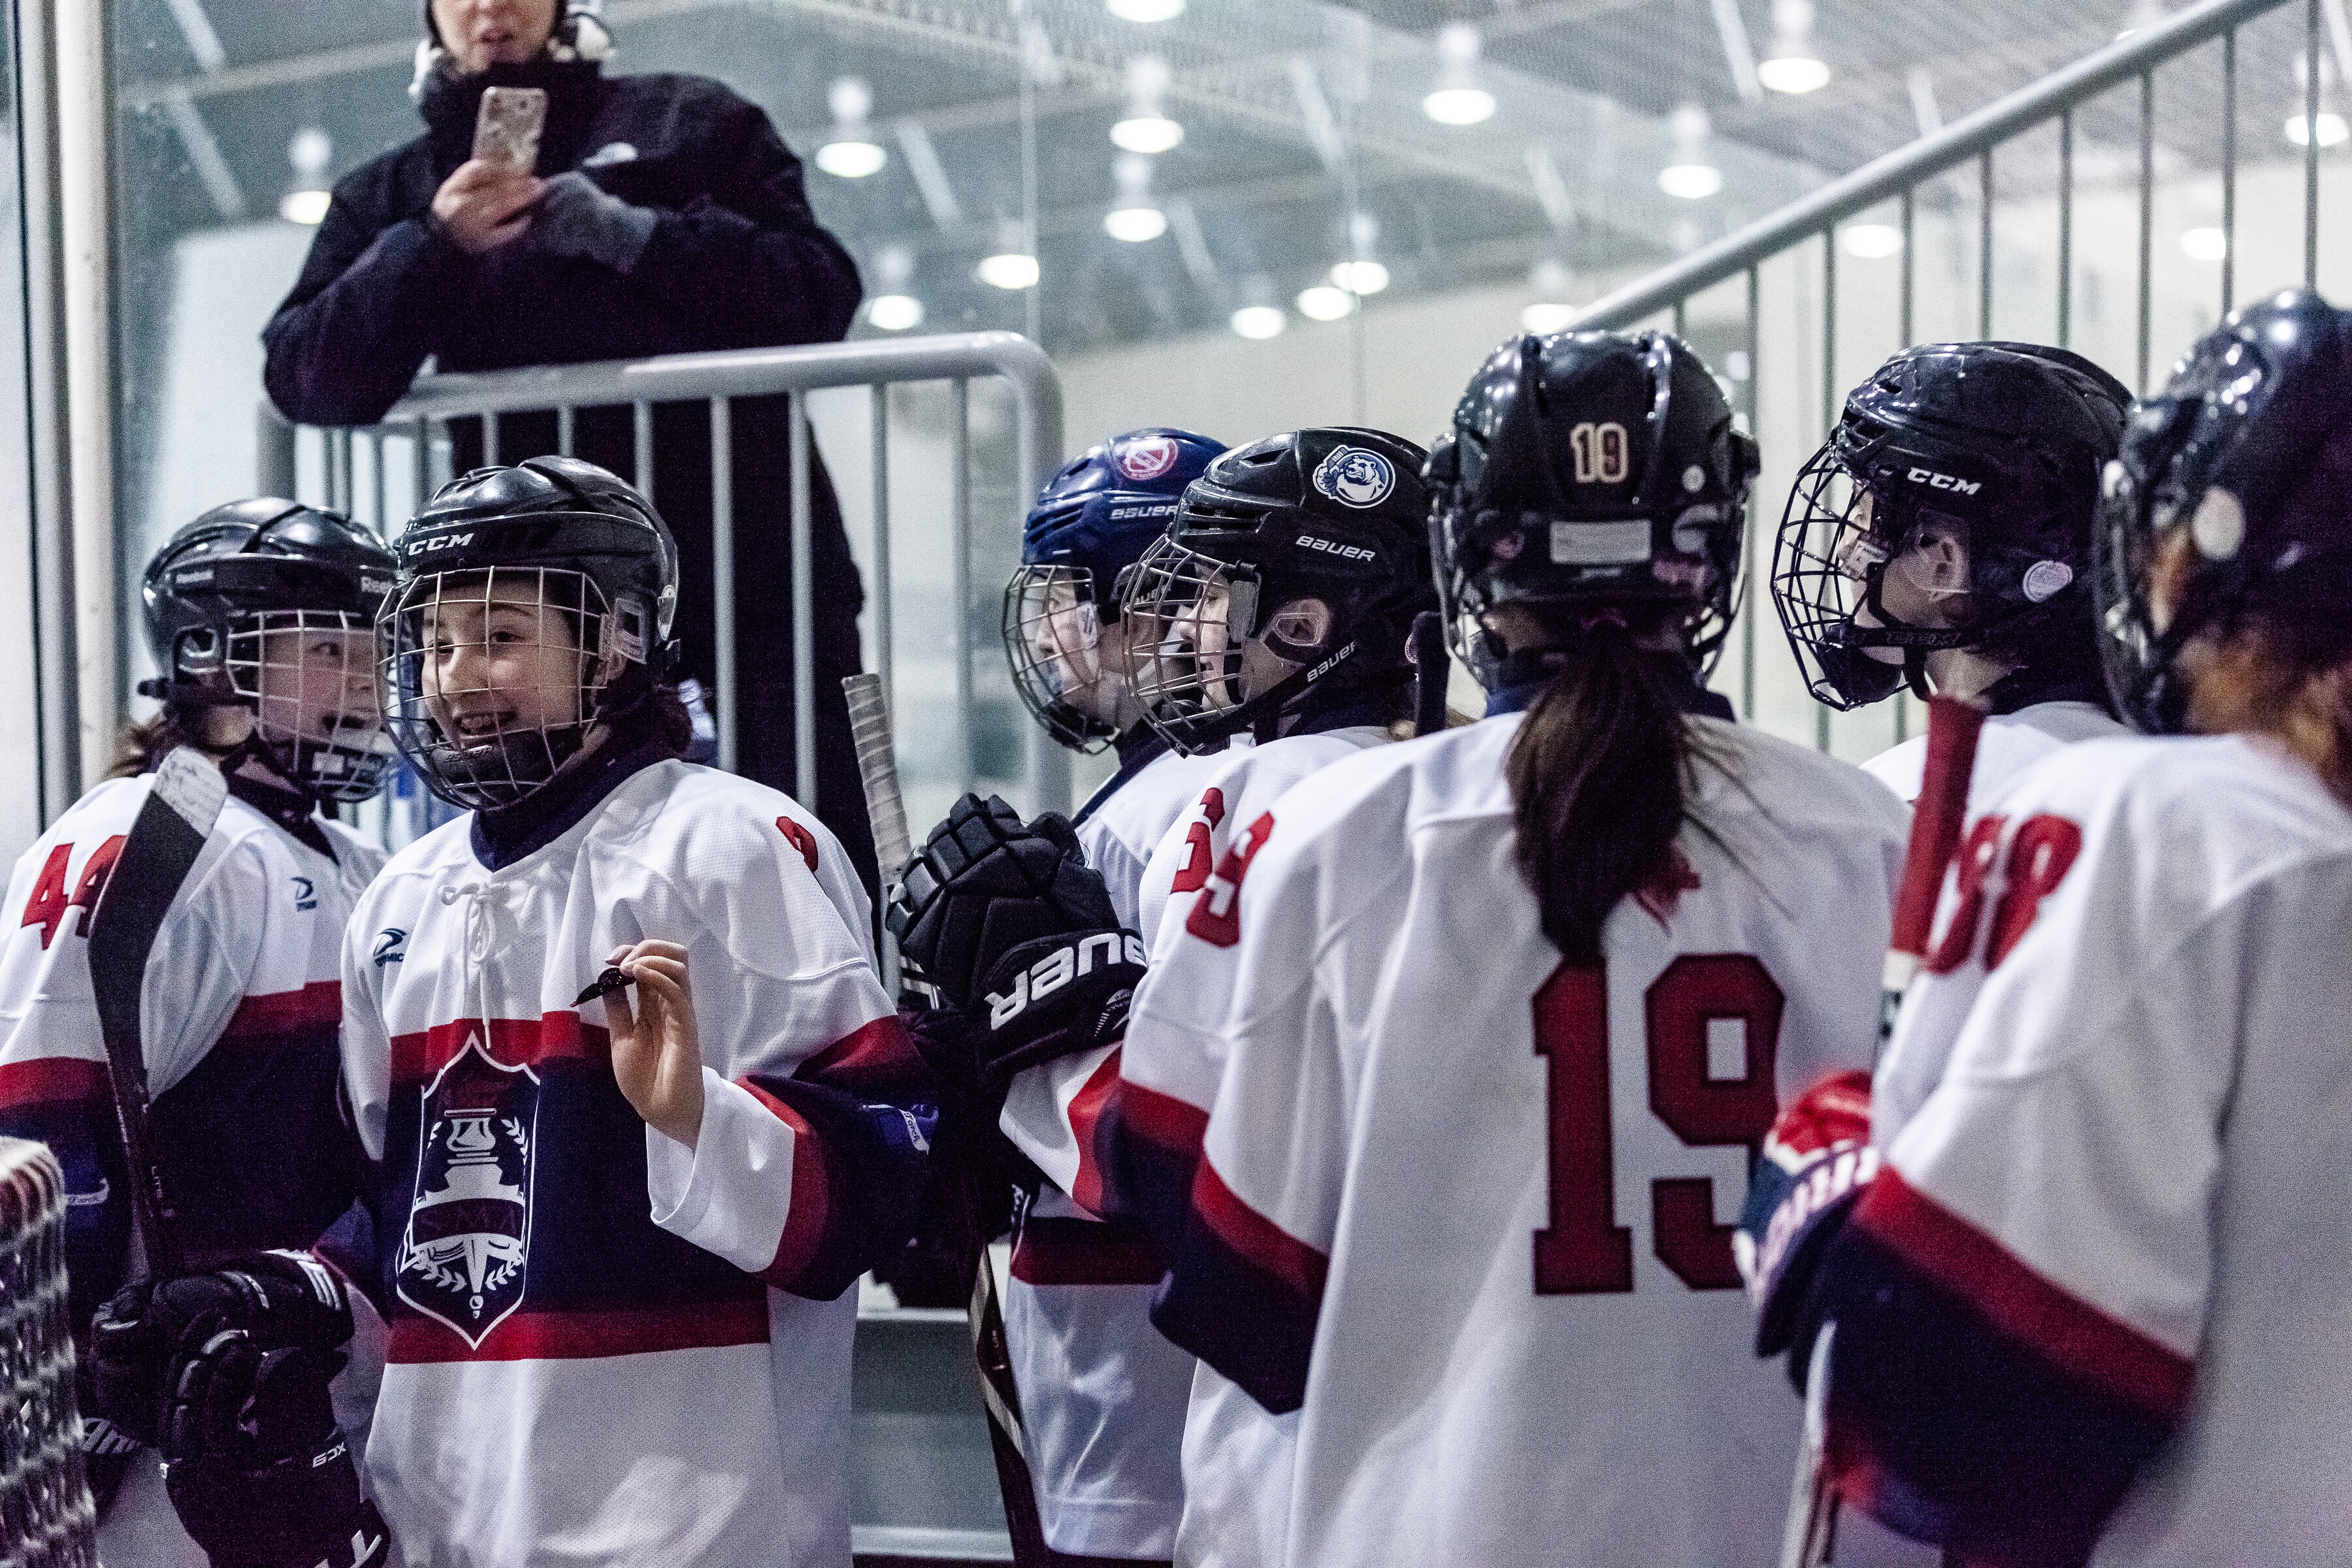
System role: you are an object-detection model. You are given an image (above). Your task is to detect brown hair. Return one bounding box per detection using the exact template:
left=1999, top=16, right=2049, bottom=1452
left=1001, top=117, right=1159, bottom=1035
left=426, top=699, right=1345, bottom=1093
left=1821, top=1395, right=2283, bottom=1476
left=106, top=708, right=206, bottom=781
left=1505, top=613, right=1697, bottom=963
left=2185, top=613, right=2352, bottom=807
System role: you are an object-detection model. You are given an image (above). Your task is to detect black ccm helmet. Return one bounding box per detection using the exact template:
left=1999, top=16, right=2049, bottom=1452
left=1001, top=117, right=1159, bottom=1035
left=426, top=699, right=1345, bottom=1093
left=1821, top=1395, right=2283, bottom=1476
left=1427, top=329, right=1759, bottom=686
left=1122, top=427, right=1436, bottom=753
left=1773, top=340, right=2129, bottom=709
left=382, top=456, right=679, bottom=810
left=2099, top=287, right=2352, bottom=732
left=140, top=498, right=398, bottom=802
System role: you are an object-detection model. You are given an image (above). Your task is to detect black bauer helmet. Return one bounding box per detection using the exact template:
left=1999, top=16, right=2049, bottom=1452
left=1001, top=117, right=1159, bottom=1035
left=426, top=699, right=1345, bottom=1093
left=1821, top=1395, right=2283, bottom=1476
left=1122, top=427, right=1437, bottom=754
left=1426, top=329, right=1759, bottom=687
left=382, top=456, right=680, bottom=810
left=2097, top=287, right=2352, bottom=733
left=140, top=498, right=399, bottom=803
left=1772, top=340, right=2130, bottom=710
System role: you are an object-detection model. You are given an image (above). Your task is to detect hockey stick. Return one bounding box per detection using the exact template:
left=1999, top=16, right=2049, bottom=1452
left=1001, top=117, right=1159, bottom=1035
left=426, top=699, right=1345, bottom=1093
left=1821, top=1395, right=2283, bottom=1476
left=844, top=674, right=1053, bottom=1568
left=84, top=747, right=230, bottom=1281
left=1776, top=693, right=1987, bottom=1568
left=1409, top=611, right=1450, bottom=739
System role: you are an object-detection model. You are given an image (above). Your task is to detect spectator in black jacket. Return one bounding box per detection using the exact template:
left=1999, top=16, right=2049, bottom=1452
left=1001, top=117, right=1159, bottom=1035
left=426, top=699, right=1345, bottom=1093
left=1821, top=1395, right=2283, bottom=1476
left=265, top=0, right=881, bottom=893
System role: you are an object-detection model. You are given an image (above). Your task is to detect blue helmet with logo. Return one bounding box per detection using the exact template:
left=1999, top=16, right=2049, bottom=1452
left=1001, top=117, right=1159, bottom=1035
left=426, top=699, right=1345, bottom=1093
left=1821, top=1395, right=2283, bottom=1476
left=1004, top=427, right=1224, bottom=751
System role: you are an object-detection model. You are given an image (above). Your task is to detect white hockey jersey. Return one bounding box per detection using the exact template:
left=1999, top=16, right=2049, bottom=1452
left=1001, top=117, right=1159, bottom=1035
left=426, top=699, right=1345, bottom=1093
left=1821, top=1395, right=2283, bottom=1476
left=0, top=772, right=385, bottom=1561
left=1137, top=713, right=1909, bottom=1567
left=1001, top=742, right=1228, bottom=1558
left=1831, top=734, right=2352, bottom=1565
left=1862, top=699, right=2124, bottom=811
left=338, top=757, right=910, bottom=1567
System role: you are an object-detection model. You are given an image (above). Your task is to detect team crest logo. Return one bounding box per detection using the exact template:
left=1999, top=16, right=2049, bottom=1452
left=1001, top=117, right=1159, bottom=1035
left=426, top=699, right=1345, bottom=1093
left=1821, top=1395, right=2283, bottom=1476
left=397, top=1034, right=539, bottom=1348
left=1115, top=436, right=1179, bottom=482
left=373, top=928, right=406, bottom=966
left=1311, top=445, right=1396, bottom=509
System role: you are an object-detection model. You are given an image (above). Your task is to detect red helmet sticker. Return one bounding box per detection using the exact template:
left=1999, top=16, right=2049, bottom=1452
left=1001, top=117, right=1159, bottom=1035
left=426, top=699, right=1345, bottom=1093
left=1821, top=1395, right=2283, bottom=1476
left=1116, top=436, right=1179, bottom=482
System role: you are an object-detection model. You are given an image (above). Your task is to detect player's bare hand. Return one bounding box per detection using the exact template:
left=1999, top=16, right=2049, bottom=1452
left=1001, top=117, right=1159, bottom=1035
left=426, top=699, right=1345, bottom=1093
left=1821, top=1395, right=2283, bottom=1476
left=431, top=159, right=540, bottom=253
left=605, top=939, right=704, bottom=1149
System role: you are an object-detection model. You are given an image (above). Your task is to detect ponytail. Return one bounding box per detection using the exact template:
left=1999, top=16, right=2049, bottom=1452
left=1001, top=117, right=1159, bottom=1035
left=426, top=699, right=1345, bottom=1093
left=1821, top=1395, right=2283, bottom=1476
left=1505, top=618, right=1696, bottom=964
left=106, top=708, right=203, bottom=781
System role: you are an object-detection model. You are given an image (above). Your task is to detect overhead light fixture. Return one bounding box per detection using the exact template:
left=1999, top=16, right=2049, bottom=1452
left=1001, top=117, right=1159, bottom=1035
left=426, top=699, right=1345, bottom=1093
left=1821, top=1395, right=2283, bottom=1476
left=1329, top=259, right=1389, bottom=295
left=1520, top=301, right=1576, bottom=333
left=1658, top=104, right=1722, bottom=199
left=1113, top=56, right=1184, bottom=154
left=2285, top=51, right=2351, bottom=146
left=2114, top=0, right=2169, bottom=39
left=1424, top=23, right=1497, bottom=126
left=1104, top=152, right=1168, bottom=242
left=280, top=125, right=333, bottom=225
left=1297, top=284, right=1356, bottom=321
left=978, top=251, right=1041, bottom=290
left=817, top=78, right=889, bottom=178
left=2179, top=226, right=2229, bottom=261
left=1757, top=0, right=1831, bottom=94
left=1107, top=0, right=1184, bottom=20
left=1230, top=304, right=1287, bottom=338
left=1522, top=259, right=1575, bottom=333
left=1842, top=223, right=1904, bottom=258
left=868, top=245, right=924, bottom=330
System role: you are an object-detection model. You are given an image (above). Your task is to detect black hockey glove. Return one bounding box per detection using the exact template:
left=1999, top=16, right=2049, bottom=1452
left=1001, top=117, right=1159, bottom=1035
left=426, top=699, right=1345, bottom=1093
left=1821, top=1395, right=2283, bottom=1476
left=887, top=794, right=1144, bottom=1085
left=90, top=1250, right=355, bottom=1447
left=161, top=1327, right=389, bottom=1568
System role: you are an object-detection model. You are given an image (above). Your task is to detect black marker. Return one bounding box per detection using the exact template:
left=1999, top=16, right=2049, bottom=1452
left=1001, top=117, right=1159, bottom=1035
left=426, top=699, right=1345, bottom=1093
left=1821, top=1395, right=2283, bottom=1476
left=572, top=966, right=636, bottom=1007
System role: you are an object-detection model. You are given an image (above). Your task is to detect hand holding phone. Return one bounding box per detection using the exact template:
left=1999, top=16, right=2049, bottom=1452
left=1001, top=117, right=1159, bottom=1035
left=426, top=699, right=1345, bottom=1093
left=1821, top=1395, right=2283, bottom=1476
left=432, top=89, right=546, bottom=253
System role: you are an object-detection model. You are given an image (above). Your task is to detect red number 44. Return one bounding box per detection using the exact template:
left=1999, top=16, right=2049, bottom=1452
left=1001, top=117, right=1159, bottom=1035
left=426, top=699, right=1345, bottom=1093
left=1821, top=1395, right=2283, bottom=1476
left=1531, top=953, right=1784, bottom=1294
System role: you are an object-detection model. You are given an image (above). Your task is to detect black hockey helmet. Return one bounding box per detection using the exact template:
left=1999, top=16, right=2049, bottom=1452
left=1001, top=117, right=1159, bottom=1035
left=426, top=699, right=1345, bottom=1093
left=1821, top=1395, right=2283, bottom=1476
left=382, top=455, right=681, bottom=809
left=1004, top=427, right=1225, bottom=753
left=1773, top=340, right=2130, bottom=709
left=140, top=498, right=398, bottom=802
left=1426, top=329, right=1759, bottom=686
left=1122, top=427, right=1436, bottom=753
left=2097, top=287, right=2352, bottom=732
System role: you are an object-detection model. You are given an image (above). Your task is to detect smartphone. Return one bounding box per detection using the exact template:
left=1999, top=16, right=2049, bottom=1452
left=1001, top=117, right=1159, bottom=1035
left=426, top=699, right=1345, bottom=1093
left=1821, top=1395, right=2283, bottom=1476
left=473, top=86, right=548, bottom=172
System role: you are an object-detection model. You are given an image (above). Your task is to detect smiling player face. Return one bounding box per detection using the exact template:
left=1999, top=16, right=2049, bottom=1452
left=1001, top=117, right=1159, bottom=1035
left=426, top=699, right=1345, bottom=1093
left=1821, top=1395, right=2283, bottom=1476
left=253, top=622, right=385, bottom=752
left=418, top=581, right=586, bottom=743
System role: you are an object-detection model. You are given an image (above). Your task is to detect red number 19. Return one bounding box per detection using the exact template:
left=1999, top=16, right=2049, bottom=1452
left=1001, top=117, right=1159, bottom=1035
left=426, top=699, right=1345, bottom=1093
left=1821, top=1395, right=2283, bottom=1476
left=1531, top=953, right=1784, bottom=1295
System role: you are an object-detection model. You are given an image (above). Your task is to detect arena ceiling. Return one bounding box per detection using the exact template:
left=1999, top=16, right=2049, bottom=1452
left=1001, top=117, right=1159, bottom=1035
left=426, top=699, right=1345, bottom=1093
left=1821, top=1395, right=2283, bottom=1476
left=112, top=0, right=2329, bottom=357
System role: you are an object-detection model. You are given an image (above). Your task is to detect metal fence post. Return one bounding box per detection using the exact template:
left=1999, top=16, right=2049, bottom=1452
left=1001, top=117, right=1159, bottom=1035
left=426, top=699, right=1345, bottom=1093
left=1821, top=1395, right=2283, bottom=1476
left=711, top=395, right=736, bottom=776
left=791, top=391, right=817, bottom=806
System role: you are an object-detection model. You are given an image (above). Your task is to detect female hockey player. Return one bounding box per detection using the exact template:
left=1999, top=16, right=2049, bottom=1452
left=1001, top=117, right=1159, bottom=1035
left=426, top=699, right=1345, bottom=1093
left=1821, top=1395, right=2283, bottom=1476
left=896, top=425, right=1441, bottom=1566
left=988, top=426, right=1225, bottom=1563
left=1742, top=289, right=2352, bottom=1568
left=1133, top=330, right=1916, bottom=1567
left=146, top=457, right=929, bottom=1567
left=1772, top=340, right=2132, bottom=809
left=0, top=500, right=397, bottom=1561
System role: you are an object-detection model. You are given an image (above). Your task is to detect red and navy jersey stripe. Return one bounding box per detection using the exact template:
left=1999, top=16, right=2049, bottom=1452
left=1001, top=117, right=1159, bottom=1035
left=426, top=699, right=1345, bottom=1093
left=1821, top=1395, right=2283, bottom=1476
left=1152, top=1158, right=1327, bottom=1416
left=1799, top=1168, right=2191, bottom=1567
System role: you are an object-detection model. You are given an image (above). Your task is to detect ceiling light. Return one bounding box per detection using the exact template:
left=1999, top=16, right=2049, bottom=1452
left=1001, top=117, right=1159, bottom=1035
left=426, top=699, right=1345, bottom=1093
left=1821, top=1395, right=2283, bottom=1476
left=2285, top=110, right=2350, bottom=146
left=1659, top=104, right=1722, bottom=199
left=1107, top=0, right=1185, bottom=20
left=819, top=78, right=889, bottom=178
left=2178, top=227, right=2228, bottom=261
left=1842, top=223, right=1904, bottom=258
left=1330, top=259, right=1389, bottom=295
left=1758, top=0, right=1830, bottom=93
left=1520, top=301, right=1576, bottom=334
left=1105, top=206, right=1168, bottom=242
left=1111, top=116, right=1184, bottom=154
left=978, top=251, right=1040, bottom=289
left=1423, top=23, right=1497, bottom=125
left=2115, top=0, right=2168, bottom=39
left=1230, top=304, right=1287, bottom=339
left=1297, top=284, right=1356, bottom=320
left=279, top=188, right=332, bottom=225
left=868, top=294, right=924, bottom=331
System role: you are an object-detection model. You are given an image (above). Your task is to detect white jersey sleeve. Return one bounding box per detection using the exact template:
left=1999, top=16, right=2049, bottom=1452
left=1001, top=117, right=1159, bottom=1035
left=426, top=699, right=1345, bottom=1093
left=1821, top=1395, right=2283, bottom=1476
left=1861, top=699, right=2125, bottom=811
left=1816, top=734, right=2352, bottom=1565
left=1146, top=716, right=1912, bottom=1568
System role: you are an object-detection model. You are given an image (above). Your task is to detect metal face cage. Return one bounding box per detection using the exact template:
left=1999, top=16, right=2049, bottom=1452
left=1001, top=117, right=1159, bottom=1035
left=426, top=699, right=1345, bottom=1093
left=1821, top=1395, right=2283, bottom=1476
left=222, top=609, right=395, bottom=802
left=2092, top=459, right=2170, bottom=731
left=380, top=566, right=612, bottom=810
left=1002, top=564, right=1119, bottom=753
left=1119, top=534, right=1262, bottom=753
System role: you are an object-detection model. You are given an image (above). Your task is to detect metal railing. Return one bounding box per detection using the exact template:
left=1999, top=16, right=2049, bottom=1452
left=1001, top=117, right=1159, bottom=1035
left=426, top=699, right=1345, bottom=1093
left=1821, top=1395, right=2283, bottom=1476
left=1569, top=0, right=2321, bottom=751
left=261, top=331, right=1068, bottom=830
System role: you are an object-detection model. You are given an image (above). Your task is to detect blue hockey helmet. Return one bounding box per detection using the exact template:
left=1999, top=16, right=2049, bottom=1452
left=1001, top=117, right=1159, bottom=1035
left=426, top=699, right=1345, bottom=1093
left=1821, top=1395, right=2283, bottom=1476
left=2097, top=287, right=2352, bottom=732
left=1004, top=427, right=1224, bottom=751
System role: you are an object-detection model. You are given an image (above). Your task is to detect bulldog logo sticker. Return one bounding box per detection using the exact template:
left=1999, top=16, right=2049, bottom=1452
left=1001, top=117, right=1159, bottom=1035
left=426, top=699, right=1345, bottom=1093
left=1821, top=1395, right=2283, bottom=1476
left=397, top=1034, right=539, bottom=1348
left=1115, top=435, right=1179, bottom=482
left=1311, top=445, right=1397, bottom=509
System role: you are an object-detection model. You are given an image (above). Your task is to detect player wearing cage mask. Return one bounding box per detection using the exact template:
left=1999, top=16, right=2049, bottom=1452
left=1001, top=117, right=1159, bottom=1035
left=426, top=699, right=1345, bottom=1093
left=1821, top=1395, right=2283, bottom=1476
left=139, top=457, right=931, bottom=1566
left=0, top=501, right=396, bottom=1562
left=1742, top=291, right=2352, bottom=1567
left=1772, top=340, right=2132, bottom=809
